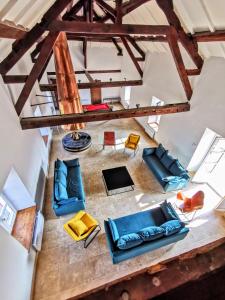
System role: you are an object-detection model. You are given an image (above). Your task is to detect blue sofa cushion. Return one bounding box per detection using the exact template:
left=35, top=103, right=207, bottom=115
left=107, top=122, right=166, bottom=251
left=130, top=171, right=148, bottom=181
left=108, top=218, right=119, bottom=243
left=144, top=155, right=171, bottom=183
left=155, top=144, right=166, bottom=159
left=117, top=233, right=143, bottom=250
left=160, top=152, right=175, bottom=169
left=169, top=160, right=186, bottom=176
left=55, top=170, right=67, bottom=187
left=160, top=201, right=178, bottom=221
left=161, top=220, right=184, bottom=236
left=55, top=182, right=68, bottom=200
left=138, top=226, right=165, bottom=241
left=55, top=159, right=68, bottom=176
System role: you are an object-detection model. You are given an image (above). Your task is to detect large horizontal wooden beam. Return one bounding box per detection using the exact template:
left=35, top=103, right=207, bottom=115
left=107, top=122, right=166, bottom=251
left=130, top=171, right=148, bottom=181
left=0, top=21, right=27, bottom=39
left=193, top=30, right=225, bottom=42
left=2, top=70, right=122, bottom=84
left=20, top=102, right=190, bottom=130
left=48, top=21, right=170, bottom=36
left=39, top=80, right=143, bottom=91
left=66, top=34, right=167, bottom=42
left=74, top=241, right=225, bottom=300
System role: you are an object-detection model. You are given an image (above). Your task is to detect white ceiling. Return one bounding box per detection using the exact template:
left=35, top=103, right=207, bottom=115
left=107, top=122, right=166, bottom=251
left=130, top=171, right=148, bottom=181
left=0, top=0, right=225, bottom=60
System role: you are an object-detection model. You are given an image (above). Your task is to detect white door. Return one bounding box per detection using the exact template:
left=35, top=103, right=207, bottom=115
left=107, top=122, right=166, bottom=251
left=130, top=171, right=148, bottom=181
left=193, top=137, right=225, bottom=197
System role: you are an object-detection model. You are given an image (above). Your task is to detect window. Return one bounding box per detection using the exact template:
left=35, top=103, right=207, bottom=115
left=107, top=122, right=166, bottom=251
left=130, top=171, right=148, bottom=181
left=124, top=86, right=131, bottom=107
left=0, top=194, right=16, bottom=233
left=148, top=96, right=164, bottom=132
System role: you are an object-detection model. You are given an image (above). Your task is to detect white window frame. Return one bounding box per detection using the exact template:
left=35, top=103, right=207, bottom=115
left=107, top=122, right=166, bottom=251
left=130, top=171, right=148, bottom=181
left=0, top=194, right=17, bottom=233
left=148, top=96, right=164, bottom=132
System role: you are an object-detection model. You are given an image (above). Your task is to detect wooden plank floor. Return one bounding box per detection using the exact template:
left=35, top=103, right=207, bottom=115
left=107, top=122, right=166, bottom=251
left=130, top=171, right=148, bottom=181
left=12, top=205, right=36, bottom=250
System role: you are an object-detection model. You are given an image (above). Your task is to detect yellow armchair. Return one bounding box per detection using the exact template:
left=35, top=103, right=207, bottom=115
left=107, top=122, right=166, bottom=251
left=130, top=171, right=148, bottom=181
left=64, top=211, right=101, bottom=248
left=124, top=133, right=140, bottom=156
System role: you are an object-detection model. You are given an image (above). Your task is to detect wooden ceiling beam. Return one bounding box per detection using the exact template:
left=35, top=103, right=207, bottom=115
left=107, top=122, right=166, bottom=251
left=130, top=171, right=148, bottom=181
left=116, top=0, right=123, bottom=24
left=126, top=35, right=145, bottom=60
left=193, top=30, right=225, bottom=42
left=39, top=79, right=143, bottom=91
left=121, top=37, right=143, bottom=77
left=95, top=0, right=116, bottom=19
left=74, top=242, right=225, bottom=300
left=48, top=21, right=170, bottom=36
left=66, top=34, right=168, bottom=42
left=167, top=27, right=192, bottom=100
left=48, top=69, right=121, bottom=75
left=15, top=32, right=59, bottom=116
left=156, top=0, right=203, bottom=69
left=20, top=102, right=190, bottom=130
left=62, top=0, right=84, bottom=20
left=122, top=0, right=152, bottom=16
left=83, top=38, right=87, bottom=69
left=186, top=69, right=201, bottom=76
left=0, top=21, right=27, bottom=39
left=84, top=70, right=94, bottom=82
left=0, top=0, right=73, bottom=75
left=112, top=37, right=123, bottom=56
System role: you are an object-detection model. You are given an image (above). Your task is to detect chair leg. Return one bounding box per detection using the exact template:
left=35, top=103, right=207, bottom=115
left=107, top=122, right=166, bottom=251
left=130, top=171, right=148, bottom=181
left=84, top=225, right=101, bottom=248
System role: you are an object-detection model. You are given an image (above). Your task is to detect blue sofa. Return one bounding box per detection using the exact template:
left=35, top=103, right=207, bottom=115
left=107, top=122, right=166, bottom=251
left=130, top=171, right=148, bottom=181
left=52, top=158, right=85, bottom=216
left=104, top=201, right=189, bottom=264
left=142, top=144, right=190, bottom=192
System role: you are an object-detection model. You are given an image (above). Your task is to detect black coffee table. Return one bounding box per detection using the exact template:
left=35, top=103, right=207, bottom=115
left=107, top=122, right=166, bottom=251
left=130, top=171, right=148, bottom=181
left=102, top=166, right=134, bottom=196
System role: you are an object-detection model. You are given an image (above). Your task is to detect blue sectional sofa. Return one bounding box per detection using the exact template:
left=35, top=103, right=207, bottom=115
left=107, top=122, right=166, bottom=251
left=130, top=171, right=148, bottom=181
left=142, top=144, right=190, bottom=192
left=104, top=201, right=189, bottom=264
left=52, top=158, right=85, bottom=216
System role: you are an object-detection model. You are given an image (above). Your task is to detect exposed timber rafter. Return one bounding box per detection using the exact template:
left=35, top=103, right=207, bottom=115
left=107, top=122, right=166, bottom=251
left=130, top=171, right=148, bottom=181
left=193, top=30, right=225, bottom=42
left=0, top=20, right=27, bottom=39
left=126, top=35, right=145, bottom=61
left=2, top=69, right=122, bottom=84
left=48, top=21, right=170, bottom=36
left=84, top=70, right=94, bottom=82
left=39, top=79, right=143, bottom=91
left=15, top=32, right=59, bottom=116
left=167, top=27, right=192, bottom=100
left=111, top=37, right=123, bottom=56
left=120, top=36, right=143, bottom=77
left=95, top=0, right=116, bottom=20
left=156, top=0, right=203, bottom=70
left=20, top=102, right=190, bottom=130
left=0, top=0, right=73, bottom=75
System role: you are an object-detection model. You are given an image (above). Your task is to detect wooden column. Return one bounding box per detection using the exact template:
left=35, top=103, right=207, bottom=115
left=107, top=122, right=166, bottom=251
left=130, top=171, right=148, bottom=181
left=53, top=32, right=85, bottom=130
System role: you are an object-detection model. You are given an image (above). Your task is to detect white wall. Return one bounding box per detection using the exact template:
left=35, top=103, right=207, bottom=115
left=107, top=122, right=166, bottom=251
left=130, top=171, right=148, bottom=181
left=156, top=57, right=225, bottom=166
left=122, top=51, right=225, bottom=167
left=0, top=71, right=50, bottom=299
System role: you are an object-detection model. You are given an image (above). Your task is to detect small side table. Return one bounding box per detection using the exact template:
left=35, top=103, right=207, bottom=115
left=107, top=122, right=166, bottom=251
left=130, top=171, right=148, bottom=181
left=103, top=131, right=116, bottom=149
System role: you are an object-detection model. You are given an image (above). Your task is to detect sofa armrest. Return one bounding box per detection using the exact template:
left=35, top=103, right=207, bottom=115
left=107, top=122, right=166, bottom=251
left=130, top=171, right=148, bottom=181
left=162, top=176, right=181, bottom=183
left=142, top=147, right=156, bottom=157
left=64, top=158, right=80, bottom=168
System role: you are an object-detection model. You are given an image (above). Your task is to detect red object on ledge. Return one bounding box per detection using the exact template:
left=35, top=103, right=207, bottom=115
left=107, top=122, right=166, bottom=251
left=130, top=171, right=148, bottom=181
left=82, top=103, right=111, bottom=112
left=104, top=131, right=115, bottom=148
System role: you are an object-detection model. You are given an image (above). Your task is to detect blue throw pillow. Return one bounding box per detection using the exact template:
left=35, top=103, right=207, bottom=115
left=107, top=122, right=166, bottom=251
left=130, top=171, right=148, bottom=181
left=55, top=170, right=67, bottom=187
left=160, top=201, right=178, bottom=221
left=55, top=182, right=68, bottom=200
left=55, top=159, right=67, bottom=176
left=155, top=144, right=166, bottom=159
left=117, top=233, right=143, bottom=250
left=108, top=218, right=119, bottom=243
left=160, top=152, right=175, bottom=169
left=160, top=220, right=184, bottom=236
left=138, top=226, right=165, bottom=241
